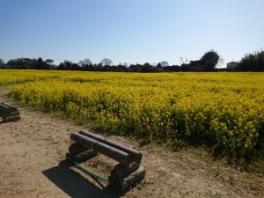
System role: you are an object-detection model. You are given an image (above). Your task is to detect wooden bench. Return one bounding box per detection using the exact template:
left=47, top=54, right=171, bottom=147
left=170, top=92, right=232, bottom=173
left=0, top=102, right=20, bottom=123
left=66, top=131, right=145, bottom=192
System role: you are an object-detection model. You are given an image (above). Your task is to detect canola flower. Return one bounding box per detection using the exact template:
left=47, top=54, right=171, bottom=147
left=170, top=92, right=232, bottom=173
left=6, top=71, right=264, bottom=163
left=0, top=69, right=59, bottom=85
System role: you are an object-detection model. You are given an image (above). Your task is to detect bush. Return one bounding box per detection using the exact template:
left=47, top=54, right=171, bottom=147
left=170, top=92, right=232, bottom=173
left=236, top=51, right=264, bottom=71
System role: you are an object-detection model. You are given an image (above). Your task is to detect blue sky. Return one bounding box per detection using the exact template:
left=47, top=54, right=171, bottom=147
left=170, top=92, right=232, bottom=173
left=0, top=0, right=264, bottom=66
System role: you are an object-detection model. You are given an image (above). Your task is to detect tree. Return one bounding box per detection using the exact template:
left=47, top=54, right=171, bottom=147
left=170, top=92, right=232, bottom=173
left=79, top=58, right=92, bottom=66
left=35, top=57, right=44, bottom=69
left=58, top=60, right=80, bottom=70
left=100, top=58, right=113, bottom=66
left=116, top=64, right=128, bottom=72
left=182, top=50, right=220, bottom=71
left=45, top=59, right=54, bottom=65
left=199, top=50, right=220, bottom=70
left=0, top=59, right=4, bottom=66
left=6, top=58, right=32, bottom=68
left=236, top=51, right=264, bottom=71
left=5, top=57, right=53, bottom=69
left=160, top=61, right=169, bottom=67
left=141, top=62, right=156, bottom=72
left=156, top=63, right=162, bottom=68
left=44, top=59, right=54, bottom=69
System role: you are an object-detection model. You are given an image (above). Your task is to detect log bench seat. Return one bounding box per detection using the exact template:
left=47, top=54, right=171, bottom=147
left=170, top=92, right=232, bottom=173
left=66, top=131, right=145, bottom=193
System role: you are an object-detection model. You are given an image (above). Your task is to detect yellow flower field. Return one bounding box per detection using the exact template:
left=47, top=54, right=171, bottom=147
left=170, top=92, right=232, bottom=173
left=2, top=70, right=264, bottom=163
left=0, top=69, right=59, bottom=85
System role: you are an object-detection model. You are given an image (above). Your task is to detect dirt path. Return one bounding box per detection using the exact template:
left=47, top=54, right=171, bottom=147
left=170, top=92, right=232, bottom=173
left=0, top=94, right=264, bottom=198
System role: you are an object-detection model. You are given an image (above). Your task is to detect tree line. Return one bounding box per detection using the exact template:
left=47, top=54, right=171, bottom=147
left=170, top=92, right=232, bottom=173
left=1, top=50, right=264, bottom=72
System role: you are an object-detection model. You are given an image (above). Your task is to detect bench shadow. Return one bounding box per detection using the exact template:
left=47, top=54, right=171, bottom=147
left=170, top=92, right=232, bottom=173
left=42, top=160, right=120, bottom=198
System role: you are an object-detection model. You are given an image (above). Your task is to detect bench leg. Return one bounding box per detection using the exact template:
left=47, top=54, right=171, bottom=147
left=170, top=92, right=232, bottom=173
left=110, top=165, right=145, bottom=192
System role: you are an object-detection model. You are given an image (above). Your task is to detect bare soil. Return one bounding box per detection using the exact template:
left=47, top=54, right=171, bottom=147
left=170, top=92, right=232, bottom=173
left=0, top=93, right=264, bottom=198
